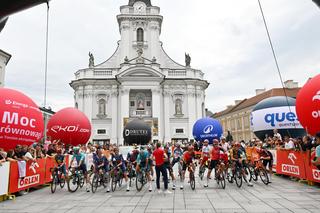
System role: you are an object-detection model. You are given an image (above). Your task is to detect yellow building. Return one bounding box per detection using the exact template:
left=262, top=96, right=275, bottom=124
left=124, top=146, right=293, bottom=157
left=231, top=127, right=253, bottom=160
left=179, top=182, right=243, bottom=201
left=213, top=81, right=300, bottom=142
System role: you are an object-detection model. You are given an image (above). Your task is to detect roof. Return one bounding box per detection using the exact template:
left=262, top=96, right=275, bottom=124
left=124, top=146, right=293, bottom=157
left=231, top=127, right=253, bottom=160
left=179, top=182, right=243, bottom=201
left=212, top=87, right=300, bottom=118
left=0, top=49, right=12, bottom=65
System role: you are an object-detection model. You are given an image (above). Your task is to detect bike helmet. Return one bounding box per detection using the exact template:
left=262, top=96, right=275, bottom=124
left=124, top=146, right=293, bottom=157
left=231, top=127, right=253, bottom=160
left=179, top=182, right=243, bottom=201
left=73, top=146, right=80, bottom=153
left=203, top=139, right=209, bottom=143
left=213, top=139, right=219, bottom=145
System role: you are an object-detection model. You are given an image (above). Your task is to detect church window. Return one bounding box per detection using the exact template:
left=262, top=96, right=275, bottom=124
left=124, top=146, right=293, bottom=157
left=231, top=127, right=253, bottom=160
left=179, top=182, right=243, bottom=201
left=98, top=99, right=106, bottom=115
left=175, top=128, right=184, bottom=134
left=147, top=101, right=151, bottom=107
left=130, top=101, right=135, bottom=107
left=137, top=28, right=144, bottom=42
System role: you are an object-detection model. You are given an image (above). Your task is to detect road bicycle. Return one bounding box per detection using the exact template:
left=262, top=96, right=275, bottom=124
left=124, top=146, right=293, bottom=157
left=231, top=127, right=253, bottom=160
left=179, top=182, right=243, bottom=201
left=50, top=165, right=66, bottom=193
left=91, top=166, right=109, bottom=193
left=110, top=165, right=123, bottom=192
left=136, top=167, right=148, bottom=191
left=67, top=167, right=85, bottom=193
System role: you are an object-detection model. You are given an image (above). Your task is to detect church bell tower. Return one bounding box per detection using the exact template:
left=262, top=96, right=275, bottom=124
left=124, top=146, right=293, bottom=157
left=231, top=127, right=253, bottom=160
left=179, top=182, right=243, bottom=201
left=117, top=0, right=163, bottom=61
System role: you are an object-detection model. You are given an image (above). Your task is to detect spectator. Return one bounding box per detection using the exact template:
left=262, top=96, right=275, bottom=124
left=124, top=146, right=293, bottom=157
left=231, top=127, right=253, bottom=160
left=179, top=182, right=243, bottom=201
left=13, top=145, right=26, bottom=161
left=153, top=142, right=171, bottom=193
left=0, top=148, right=7, bottom=165
left=301, top=135, right=314, bottom=151
left=273, top=129, right=282, bottom=141
left=226, top=130, right=233, bottom=142
left=283, top=136, right=294, bottom=150
left=6, top=150, right=15, bottom=161
left=311, top=132, right=320, bottom=169
left=46, top=144, right=56, bottom=157
left=34, top=144, right=45, bottom=159
left=24, top=146, right=36, bottom=162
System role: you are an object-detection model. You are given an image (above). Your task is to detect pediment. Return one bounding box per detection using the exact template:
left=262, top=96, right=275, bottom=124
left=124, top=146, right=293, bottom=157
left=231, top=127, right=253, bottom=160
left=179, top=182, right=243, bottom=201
left=117, top=67, right=164, bottom=79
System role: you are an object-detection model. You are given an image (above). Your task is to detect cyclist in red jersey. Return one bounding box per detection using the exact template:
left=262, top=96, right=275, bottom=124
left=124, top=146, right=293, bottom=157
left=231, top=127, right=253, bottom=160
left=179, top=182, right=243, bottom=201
left=180, top=146, right=195, bottom=190
left=204, top=139, right=224, bottom=187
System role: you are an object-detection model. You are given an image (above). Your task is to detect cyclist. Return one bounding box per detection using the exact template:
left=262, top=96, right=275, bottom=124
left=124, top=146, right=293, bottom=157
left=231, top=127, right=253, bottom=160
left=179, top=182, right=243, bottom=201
left=136, top=146, right=152, bottom=192
left=93, top=147, right=110, bottom=192
left=181, top=145, right=195, bottom=190
left=257, top=143, right=273, bottom=183
left=164, top=145, right=176, bottom=190
left=172, top=143, right=184, bottom=167
left=69, top=146, right=90, bottom=192
left=111, top=147, right=130, bottom=191
left=199, top=139, right=211, bottom=177
left=127, top=145, right=139, bottom=166
left=54, top=148, right=67, bottom=179
left=230, top=142, right=253, bottom=186
left=204, top=139, right=224, bottom=187
left=147, top=144, right=155, bottom=179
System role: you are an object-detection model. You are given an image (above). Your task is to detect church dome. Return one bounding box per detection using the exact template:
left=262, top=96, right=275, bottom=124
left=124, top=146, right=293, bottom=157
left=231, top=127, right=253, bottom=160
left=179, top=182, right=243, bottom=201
left=128, top=0, right=152, bottom=6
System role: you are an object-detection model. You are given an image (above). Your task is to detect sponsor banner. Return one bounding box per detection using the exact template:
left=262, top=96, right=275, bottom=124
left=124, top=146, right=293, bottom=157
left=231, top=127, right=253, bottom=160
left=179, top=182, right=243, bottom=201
left=305, top=151, right=320, bottom=183
left=9, top=159, right=46, bottom=193
left=251, top=106, right=303, bottom=132
left=44, top=155, right=70, bottom=183
left=276, top=150, right=306, bottom=179
left=0, top=162, right=10, bottom=196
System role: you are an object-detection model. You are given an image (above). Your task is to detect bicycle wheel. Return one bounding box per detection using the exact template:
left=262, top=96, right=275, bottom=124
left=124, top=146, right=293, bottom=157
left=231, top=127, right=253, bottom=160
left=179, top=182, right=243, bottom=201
left=51, top=171, right=57, bottom=194
left=111, top=175, right=117, bottom=192
left=220, top=172, right=226, bottom=189
left=136, top=172, right=144, bottom=191
left=79, top=172, right=85, bottom=188
left=67, top=174, right=79, bottom=193
left=102, top=173, right=109, bottom=188
left=59, top=173, right=66, bottom=188
left=227, top=168, right=233, bottom=183
left=249, top=165, right=258, bottom=181
left=235, top=169, right=242, bottom=188
left=199, top=166, right=205, bottom=180
left=244, top=166, right=252, bottom=182
left=259, top=169, right=269, bottom=185
left=91, top=173, right=99, bottom=193
left=190, top=172, right=195, bottom=190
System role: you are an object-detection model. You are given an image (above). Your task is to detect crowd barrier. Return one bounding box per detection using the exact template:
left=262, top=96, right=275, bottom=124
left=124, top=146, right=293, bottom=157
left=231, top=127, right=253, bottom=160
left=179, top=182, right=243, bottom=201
left=1, top=149, right=320, bottom=196
left=0, top=162, right=10, bottom=196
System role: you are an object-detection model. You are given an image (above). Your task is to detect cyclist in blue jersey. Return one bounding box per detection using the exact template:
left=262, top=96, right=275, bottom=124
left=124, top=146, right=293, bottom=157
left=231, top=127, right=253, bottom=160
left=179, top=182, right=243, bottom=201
left=93, top=147, right=110, bottom=192
left=70, top=147, right=90, bottom=192
left=136, top=146, right=152, bottom=192
left=111, top=147, right=130, bottom=191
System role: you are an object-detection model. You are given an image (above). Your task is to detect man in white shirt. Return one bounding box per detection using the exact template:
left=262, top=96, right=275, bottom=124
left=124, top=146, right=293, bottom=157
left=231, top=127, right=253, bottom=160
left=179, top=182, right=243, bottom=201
left=220, top=136, right=230, bottom=152
left=273, top=129, right=282, bottom=141
left=284, top=136, right=294, bottom=150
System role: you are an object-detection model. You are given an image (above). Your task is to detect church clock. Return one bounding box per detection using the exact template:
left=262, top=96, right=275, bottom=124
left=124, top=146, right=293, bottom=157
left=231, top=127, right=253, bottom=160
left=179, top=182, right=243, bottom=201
left=134, top=2, right=146, bottom=14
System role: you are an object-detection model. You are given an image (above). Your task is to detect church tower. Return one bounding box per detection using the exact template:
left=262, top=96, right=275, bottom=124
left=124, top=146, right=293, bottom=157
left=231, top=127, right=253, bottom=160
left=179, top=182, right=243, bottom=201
left=70, top=0, right=209, bottom=145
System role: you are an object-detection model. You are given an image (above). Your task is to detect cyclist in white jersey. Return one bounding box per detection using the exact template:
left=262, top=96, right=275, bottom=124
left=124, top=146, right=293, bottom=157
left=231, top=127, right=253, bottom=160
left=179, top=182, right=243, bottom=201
left=200, top=139, right=211, bottom=168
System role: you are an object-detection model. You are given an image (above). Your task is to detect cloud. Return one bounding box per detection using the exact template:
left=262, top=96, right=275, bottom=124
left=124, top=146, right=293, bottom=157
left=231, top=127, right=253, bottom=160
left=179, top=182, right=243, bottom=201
left=0, top=0, right=320, bottom=115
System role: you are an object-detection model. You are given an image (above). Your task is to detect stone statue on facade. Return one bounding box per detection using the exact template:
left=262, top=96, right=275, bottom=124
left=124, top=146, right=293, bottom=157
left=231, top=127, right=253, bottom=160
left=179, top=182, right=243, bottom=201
left=175, top=99, right=183, bottom=115
left=185, top=53, right=191, bottom=67
left=89, top=52, right=94, bottom=67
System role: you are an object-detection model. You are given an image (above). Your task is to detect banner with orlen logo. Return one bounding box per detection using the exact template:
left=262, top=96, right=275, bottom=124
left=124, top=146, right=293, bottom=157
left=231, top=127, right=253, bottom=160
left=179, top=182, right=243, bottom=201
left=305, top=151, right=320, bottom=183
left=251, top=106, right=303, bottom=132
left=0, top=88, right=44, bottom=151
left=9, top=159, right=46, bottom=193
left=276, top=150, right=306, bottom=179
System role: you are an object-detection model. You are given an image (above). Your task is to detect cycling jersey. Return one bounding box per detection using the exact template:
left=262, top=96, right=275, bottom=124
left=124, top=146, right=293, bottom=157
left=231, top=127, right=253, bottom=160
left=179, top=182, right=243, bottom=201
left=183, top=151, right=194, bottom=164
left=211, top=147, right=222, bottom=160
left=111, top=154, right=125, bottom=165
left=137, top=150, right=149, bottom=164
left=71, top=153, right=85, bottom=165
left=173, top=148, right=183, bottom=159
left=202, top=145, right=210, bottom=158
left=127, top=149, right=139, bottom=162
left=55, top=154, right=65, bottom=165
left=229, top=148, right=239, bottom=160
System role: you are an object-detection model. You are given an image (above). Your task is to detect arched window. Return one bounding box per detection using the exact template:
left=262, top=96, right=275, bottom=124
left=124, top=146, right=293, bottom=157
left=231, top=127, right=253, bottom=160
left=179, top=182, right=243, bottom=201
left=98, top=99, right=106, bottom=115
left=137, top=28, right=144, bottom=42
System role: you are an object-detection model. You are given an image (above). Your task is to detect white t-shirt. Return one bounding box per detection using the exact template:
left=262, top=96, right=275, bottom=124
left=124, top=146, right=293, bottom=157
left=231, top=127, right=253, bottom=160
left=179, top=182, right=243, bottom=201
left=285, top=140, right=294, bottom=149
left=221, top=143, right=229, bottom=152
left=274, top=133, right=282, bottom=141
left=25, top=152, right=34, bottom=160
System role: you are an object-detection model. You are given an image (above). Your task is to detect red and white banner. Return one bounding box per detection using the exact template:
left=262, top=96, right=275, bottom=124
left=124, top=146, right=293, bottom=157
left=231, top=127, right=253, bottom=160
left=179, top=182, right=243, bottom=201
left=305, top=151, right=320, bottom=183
left=9, top=159, right=46, bottom=193
left=276, top=150, right=306, bottom=179
left=0, top=162, right=10, bottom=196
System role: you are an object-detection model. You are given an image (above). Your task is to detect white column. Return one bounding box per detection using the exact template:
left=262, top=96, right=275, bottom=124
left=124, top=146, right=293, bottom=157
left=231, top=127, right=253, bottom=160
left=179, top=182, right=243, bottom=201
left=163, top=90, right=171, bottom=142
left=152, top=88, right=161, bottom=141
left=119, top=88, right=130, bottom=145
left=187, top=88, right=196, bottom=140
left=111, top=88, right=118, bottom=144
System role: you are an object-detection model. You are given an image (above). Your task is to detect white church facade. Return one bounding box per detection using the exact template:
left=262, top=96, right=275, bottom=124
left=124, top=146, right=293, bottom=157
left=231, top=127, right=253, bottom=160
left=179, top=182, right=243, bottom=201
left=70, top=0, right=209, bottom=145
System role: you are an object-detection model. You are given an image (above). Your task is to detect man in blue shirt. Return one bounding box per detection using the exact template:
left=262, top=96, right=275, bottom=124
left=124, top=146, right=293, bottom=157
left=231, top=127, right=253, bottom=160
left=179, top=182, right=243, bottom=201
left=136, top=146, right=152, bottom=191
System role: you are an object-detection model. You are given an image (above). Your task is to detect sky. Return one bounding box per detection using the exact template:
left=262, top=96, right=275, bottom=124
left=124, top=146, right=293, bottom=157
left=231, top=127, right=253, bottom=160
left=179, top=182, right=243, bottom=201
left=0, top=0, right=320, bottom=114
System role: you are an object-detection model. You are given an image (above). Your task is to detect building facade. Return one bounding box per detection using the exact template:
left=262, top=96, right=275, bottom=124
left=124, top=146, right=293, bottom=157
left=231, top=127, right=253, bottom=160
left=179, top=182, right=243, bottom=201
left=70, top=0, right=209, bottom=145
left=213, top=81, right=300, bottom=142
left=0, top=49, right=11, bottom=88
